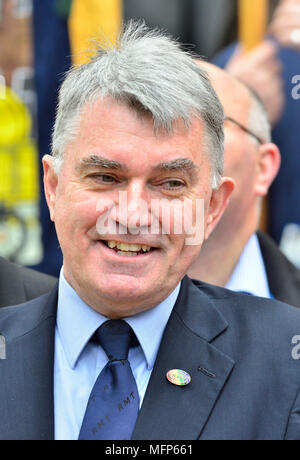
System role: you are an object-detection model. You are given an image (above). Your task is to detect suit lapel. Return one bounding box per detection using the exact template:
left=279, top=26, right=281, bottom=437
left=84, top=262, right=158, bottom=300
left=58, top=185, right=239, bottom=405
left=132, top=278, right=235, bottom=440
left=0, top=286, right=58, bottom=440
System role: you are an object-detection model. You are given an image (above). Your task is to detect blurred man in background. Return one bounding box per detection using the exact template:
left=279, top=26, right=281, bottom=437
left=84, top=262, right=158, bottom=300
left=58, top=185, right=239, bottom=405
left=189, top=62, right=300, bottom=307
left=215, top=0, right=300, bottom=251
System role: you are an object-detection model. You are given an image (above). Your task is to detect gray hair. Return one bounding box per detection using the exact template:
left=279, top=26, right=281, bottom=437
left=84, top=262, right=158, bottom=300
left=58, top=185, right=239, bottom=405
left=52, top=21, right=225, bottom=188
left=248, top=89, right=272, bottom=144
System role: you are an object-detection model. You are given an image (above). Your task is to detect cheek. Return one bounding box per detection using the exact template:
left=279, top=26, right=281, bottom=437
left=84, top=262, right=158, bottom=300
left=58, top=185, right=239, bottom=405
left=167, top=198, right=206, bottom=251
left=173, top=241, right=203, bottom=274
left=54, top=191, right=102, bottom=242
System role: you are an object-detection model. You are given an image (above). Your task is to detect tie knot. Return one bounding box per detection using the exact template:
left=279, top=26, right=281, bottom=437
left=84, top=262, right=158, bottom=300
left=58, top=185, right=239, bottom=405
left=95, top=320, right=133, bottom=361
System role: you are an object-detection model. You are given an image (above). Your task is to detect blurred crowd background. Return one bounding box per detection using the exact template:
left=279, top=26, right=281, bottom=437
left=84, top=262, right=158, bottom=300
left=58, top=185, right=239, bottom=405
left=0, top=0, right=300, bottom=277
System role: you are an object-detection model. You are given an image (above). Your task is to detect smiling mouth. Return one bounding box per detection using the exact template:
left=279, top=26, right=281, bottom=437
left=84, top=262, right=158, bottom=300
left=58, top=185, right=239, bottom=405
left=101, top=240, right=157, bottom=257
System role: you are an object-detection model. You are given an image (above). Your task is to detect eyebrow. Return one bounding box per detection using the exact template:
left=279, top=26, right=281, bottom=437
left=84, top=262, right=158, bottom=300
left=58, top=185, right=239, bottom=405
left=76, top=155, right=128, bottom=173
left=76, top=155, right=198, bottom=180
left=154, top=158, right=199, bottom=181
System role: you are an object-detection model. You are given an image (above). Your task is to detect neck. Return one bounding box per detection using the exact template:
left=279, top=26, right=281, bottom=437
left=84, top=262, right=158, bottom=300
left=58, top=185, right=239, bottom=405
left=188, top=225, right=255, bottom=287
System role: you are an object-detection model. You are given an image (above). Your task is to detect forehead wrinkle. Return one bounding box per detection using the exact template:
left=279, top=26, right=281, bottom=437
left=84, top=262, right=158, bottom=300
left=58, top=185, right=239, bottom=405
left=76, top=154, right=129, bottom=173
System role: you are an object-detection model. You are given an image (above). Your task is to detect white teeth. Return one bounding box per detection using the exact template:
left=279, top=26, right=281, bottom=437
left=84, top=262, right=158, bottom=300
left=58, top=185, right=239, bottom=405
left=105, top=241, right=152, bottom=252
left=117, top=251, right=138, bottom=257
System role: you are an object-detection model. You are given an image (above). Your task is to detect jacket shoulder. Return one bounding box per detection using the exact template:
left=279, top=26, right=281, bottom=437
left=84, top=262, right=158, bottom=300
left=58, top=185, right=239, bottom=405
left=191, top=278, right=300, bottom=331
left=21, top=266, right=57, bottom=298
left=0, top=287, right=58, bottom=340
left=0, top=257, right=57, bottom=307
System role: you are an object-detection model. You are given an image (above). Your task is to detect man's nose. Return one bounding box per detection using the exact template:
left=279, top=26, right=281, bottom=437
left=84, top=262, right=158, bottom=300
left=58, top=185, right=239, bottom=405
left=112, top=181, right=153, bottom=229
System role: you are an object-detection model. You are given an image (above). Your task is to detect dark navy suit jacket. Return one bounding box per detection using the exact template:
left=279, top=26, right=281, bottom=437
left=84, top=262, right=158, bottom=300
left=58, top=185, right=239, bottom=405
left=1, top=276, right=300, bottom=440
left=0, top=257, right=57, bottom=308
left=257, top=231, right=300, bottom=308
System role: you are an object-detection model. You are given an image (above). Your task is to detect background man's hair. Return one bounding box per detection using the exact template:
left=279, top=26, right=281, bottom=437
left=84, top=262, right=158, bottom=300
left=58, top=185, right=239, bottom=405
left=52, top=20, right=225, bottom=188
left=248, top=87, right=272, bottom=144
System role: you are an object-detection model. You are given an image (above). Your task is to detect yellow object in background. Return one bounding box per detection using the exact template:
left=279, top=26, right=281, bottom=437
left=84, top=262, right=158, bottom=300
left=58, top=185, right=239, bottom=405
left=68, top=0, right=123, bottom=66
left=239, top=0, right=269, bottom=51
left=238, top=0, right=270, bottom=232
left=0, top=84, right=41, bottom=263
left=0, top=85, right=38, bottom=204
left=0, top=86, right=31, bottom=145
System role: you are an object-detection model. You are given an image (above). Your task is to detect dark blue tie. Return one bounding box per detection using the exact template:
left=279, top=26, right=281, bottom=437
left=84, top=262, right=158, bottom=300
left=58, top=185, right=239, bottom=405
left=78, top=320, right=140, bottom=440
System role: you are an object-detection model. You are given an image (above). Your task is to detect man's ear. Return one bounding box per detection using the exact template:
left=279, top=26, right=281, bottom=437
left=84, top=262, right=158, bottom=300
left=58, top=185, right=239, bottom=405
left=205, top=177, right=235, bottom=240
left=254, top=143, right=281, bottom=196
left=43, top=155, right=58, bottom=222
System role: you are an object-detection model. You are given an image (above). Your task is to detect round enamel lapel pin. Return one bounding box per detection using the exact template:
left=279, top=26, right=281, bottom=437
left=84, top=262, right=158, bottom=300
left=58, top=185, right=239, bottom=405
left=166, top=369, right=191, bottom=386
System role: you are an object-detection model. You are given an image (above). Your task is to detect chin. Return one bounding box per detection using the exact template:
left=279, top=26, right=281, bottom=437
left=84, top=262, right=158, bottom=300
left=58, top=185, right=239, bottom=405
left=93, top=274, right=161, bottom=309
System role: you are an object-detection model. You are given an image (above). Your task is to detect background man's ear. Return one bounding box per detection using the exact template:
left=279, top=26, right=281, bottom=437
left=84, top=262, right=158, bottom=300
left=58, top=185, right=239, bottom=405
left=254, top=143, right=281, bottom=197
left=42, top=155, right=58, bottom=222
left=205, top=177, right=235, bottom=240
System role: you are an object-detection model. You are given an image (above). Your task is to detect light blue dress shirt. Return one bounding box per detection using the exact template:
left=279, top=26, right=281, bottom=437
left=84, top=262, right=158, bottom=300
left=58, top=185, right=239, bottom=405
left=54, top=269, right=181, bottom=441
left=226, top=234, right=272, bottom=298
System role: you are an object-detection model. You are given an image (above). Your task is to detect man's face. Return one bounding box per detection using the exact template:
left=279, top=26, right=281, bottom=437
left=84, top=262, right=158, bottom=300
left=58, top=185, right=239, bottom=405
left=44, top=98, right=231, bottom=318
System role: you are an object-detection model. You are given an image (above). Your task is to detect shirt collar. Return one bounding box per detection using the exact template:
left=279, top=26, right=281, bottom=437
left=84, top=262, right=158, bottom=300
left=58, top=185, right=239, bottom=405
left=226, top=233, right=272, bottom=298
left=125, top=283, right=180, bottom=370
left=56, top=269, right=180, bottom=370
